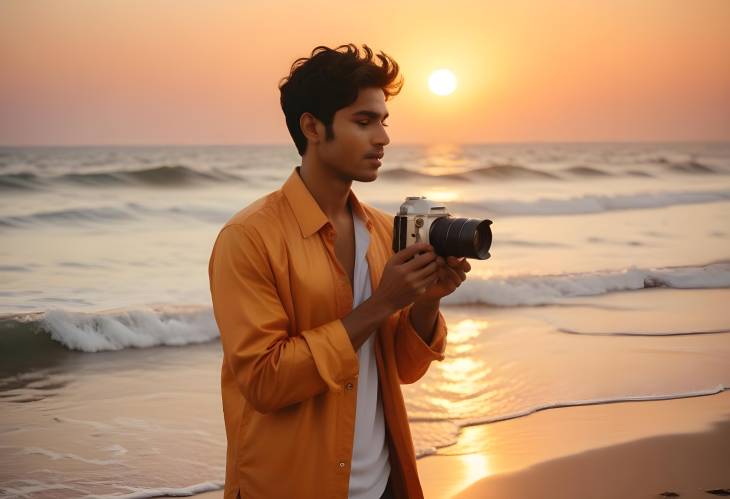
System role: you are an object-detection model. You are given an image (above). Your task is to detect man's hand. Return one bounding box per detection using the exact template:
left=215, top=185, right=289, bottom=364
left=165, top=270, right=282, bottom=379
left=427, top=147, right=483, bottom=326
left=418, top=255, right=471, bottom=301
left=371, top=242, right=440, bottom=314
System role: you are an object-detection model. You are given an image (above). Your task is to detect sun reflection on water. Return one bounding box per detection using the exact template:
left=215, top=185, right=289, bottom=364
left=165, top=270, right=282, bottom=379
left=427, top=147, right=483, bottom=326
left=425, top=319, right=496, bottom=418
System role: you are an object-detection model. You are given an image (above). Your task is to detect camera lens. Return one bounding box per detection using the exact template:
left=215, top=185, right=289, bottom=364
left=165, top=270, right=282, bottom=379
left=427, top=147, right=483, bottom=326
left=430, top=217, right=492, bottom=259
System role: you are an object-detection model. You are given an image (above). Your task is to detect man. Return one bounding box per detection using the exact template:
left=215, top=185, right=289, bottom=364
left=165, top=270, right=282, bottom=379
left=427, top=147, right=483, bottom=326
left=208, top=43, right=470, bottom=499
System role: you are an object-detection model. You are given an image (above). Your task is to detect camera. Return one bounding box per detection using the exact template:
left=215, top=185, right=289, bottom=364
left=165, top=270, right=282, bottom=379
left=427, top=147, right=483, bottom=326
left=392, top=196, right=492, bottom=259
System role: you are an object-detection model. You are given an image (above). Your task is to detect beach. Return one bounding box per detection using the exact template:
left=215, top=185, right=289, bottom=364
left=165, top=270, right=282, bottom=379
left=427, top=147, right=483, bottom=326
left=420, top=390, right=730, bottom=499
left=1, top=143, right=729, bottom=497
left=192, top=390, right=730, bottom=498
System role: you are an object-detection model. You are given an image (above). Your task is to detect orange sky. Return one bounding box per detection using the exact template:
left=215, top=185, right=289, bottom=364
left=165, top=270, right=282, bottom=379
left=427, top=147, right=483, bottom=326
left=1, top=0, right=729, bottom=145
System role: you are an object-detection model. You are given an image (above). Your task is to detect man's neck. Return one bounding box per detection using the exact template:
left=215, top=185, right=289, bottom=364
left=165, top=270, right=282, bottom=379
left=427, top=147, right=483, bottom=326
left=298, top=160, right=352, bottom=222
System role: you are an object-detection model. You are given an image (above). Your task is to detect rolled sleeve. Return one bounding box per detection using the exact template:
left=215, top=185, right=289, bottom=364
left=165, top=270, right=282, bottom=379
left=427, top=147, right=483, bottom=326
left=393, top=302, right=447, bottom=384
left=209, top=224, right=359, bottom=413
left=300, top=319, right=359, bottom=393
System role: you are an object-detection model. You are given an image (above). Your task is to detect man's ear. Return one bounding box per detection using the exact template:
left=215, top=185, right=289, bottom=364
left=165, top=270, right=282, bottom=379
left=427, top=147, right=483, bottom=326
left=300, top=112, right=321, bottom=145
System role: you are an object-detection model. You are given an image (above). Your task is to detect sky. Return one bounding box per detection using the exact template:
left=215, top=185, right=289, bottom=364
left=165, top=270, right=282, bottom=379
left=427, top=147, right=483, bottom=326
left=1, top=0, right=729, bottom=146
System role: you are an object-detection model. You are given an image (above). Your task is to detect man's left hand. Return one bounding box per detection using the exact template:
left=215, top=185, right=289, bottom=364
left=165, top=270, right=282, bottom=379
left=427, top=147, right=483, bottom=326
left=419, top=254, right=471, bottom=301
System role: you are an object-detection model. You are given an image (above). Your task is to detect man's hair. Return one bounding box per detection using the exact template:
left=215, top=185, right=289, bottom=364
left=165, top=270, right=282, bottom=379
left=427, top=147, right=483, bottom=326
left=278, top=43, right=403, bottom=156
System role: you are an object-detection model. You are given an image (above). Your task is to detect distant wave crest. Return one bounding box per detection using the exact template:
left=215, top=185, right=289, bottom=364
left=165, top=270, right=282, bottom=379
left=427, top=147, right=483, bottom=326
left=0, top=165, right=243, bottom=191
left=442, top=261, right=730, bottom=307
left=449, top=189, right=730, bottom=216
left=379, top=159, right=724, bottom=184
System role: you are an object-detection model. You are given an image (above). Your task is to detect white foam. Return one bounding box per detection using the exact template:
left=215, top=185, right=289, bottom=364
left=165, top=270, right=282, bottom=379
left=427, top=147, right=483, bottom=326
left=0, top=479, right=86, bottom=498
left=19, top=446, right=121, bottom=466
left=40, top=305, right=218, bottom=352
left=81, top=481, right=224, bottom=499
left=409, top=385, right=729, bottom=458
left=460, top=384, right=729, bottom=428
left=442, top=262, right=730, bottom=306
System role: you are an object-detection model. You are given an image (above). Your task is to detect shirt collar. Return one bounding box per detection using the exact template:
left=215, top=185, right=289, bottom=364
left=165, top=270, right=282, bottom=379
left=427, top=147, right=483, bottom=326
left=282, top=166, right=374, bottom=238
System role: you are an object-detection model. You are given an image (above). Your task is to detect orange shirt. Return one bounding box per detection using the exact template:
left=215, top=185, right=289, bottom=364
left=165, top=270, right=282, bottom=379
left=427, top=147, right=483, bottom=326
left=208, top=166, right=448, bottom=499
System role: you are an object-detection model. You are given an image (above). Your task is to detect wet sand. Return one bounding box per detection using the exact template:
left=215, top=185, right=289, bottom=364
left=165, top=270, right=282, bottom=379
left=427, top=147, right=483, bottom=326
left=195, top=390, right=730, bottom=498
left=419, top=390, right=730, bottom=499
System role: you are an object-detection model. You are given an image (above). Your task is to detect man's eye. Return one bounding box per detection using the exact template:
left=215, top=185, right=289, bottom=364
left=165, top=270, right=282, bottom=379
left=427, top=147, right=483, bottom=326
left=358, top=121, right=389, bottom=127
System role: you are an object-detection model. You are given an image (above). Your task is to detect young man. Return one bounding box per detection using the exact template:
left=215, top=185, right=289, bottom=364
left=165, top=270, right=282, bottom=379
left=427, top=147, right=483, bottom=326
left=208, top=43, right=470, bottom=499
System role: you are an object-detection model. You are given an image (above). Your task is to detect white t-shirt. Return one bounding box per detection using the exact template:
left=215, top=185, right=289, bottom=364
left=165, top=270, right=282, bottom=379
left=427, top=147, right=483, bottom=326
left=347, top=207, right=391, bottom=499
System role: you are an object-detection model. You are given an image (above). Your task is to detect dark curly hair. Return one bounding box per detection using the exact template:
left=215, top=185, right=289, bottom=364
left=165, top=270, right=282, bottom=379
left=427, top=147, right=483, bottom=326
left=278, top=43, right=404, bottom=156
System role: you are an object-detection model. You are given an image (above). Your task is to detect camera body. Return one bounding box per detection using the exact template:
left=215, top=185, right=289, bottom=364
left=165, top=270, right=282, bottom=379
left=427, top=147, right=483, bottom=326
left=392, top=196, right=448, bottom=249
left=392, top=196, right=492, bottom=260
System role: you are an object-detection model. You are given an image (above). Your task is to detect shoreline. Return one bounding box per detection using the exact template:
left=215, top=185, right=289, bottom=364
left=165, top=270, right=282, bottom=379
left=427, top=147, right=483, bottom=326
left=418, top=390, right=730, bottom=498
left=193, top=390, right=730, bottom=498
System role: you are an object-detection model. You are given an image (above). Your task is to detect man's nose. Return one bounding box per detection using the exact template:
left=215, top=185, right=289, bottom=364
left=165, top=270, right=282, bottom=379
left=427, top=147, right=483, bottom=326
left=374, top=126, right=390, bottom=146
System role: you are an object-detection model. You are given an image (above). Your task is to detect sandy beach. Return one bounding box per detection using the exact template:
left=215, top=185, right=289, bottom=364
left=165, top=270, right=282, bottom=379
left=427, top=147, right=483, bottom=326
left=420, top=390, right=730, bottom=499
left=194, top=391, right=730, bottom=499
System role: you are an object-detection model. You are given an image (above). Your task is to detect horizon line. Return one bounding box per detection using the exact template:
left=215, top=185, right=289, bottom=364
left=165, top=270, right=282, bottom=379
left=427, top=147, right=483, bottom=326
left=1, top=139, right=729, bottom=148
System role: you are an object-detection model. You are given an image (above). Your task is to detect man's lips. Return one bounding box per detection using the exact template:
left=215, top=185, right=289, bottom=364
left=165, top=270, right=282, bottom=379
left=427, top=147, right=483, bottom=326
left=364, top=153, right=384, bottom=159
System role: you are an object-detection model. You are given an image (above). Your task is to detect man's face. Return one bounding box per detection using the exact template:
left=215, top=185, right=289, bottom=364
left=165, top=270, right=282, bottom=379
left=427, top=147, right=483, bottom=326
left=315, top=87, right=390, bottom=183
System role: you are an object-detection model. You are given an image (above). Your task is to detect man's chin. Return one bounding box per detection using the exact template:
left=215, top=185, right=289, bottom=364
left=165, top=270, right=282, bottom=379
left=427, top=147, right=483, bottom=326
left=354, top=170, right=379, bottom=182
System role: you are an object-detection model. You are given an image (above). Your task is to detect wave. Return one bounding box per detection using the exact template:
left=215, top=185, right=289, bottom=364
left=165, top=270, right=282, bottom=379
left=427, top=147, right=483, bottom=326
left=382, top=164, right=560, bottom=181
left=0, top=479, right=224, bottom=499
left=0, top=305, right=218, bottom=358
left=379, top=167, right=471, bottom=182
left=4, top=187, right=727, bottom=230
left=0, top=165, right=244, bottom=191
left=457, top=385, right=728, bottom=429
left=2, top=158, right=726, bottom=194
left=0, top=202, right=230, bottom=229
left=449, top=188, right=730, bottom=216
left=562, top=165, right=612, bottom=176
left=468, top=164, right=560, bottom=180
left=557, top=327, right=730, bottom=337
left=0, top=262, right=727, bottom=360
left=380, top=160, right=725, bottom=184
left=1, top=206, right=136, bottom=228
left=441, top=261, right=730, bottom=307
left=663, top=160, right=717, bottom=174
left=85, top=481, right=224, bottom=499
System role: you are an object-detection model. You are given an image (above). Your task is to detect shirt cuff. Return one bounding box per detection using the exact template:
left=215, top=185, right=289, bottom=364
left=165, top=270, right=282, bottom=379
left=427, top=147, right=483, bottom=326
left=397, top=302, right=447, bottom=362
left=300, top=319, right=360, bottom=393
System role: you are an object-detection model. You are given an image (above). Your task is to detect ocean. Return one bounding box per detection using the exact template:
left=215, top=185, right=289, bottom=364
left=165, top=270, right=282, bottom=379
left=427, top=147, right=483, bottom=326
left=1, top=143, right=729, bottom=498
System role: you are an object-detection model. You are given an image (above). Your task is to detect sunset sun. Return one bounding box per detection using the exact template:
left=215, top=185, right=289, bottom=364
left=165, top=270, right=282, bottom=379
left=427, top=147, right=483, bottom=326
left=428, top=69, right=457, bottom=96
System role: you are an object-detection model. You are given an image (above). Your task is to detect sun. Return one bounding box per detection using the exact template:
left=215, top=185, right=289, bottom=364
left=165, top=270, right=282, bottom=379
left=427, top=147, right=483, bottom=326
left=428, top=69, right=457, bottom=96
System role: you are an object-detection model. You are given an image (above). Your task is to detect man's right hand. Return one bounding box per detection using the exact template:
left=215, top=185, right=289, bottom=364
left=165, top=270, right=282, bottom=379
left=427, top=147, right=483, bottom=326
left=372, top=242, right=439, bottom=314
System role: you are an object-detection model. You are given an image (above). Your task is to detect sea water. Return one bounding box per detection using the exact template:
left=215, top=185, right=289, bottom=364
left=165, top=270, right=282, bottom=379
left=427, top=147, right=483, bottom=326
left=1, top=143, right=729, bottom=497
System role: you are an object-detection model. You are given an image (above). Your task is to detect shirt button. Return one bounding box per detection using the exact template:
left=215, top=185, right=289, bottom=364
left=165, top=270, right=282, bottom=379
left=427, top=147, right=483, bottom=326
left=345, top=382, right=353, bottom=390
left=338, top=461, right=346, bottom=468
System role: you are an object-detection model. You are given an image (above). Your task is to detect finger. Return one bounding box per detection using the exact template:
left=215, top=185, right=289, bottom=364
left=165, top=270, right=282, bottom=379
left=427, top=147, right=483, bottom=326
left=417, top=266, right=450, bottom=289
left=447, top=256, right=465, bottom=266
left=444, top=264, right=465, bottom=284
left=447, top=256, right=471, bottom=274
left=401, top=249, right=436, bottom=272
left=414, top=272, right=439, bottom=291
left=394, top=242, right=433, bottom=264
left=454, top=267, right=467, bottom=282
left=410, top=259, right=438, bottom=282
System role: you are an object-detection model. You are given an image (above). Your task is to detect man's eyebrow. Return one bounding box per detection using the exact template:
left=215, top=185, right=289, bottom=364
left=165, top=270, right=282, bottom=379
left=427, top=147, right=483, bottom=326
left=352, top=110, right=389, bottom=120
